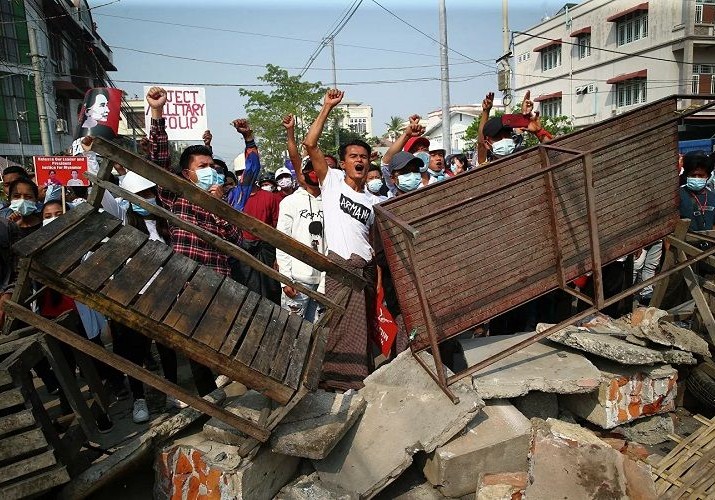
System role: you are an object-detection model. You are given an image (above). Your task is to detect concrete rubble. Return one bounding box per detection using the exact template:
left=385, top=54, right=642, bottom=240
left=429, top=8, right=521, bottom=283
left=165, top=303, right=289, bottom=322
left=510, top=391, right=559, bottom=420
left=276, top=473, right=355, bottom=500
left=560, top=359, right=678, bottom=429
left=630, top=307, right=711, bottom=357
left=526, top=418, right=658, bottom=499
left=612, top=414, right=676, bottom=445
left=313, top=350, right=484, bottom=499
left=458, top=333, right=601, bottom=398
left=202, top=390, right=271, bottom=446
left=476, top=472, right=527, bottom=500
left=422, top=400, right=531, bottom=498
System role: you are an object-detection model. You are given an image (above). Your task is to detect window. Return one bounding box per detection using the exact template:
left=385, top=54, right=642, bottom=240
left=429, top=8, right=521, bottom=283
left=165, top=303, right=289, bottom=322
left=577, top=34, right=591, bottom=59
left=349, top=117, right=367, bottom=135
left=541, top=45, right=561, bottom=71
left=693, top=74, right=701, bottom=94
left=0, top=73, right=41, bottom=145
left=0, top=0, right=31, bottom=65
left=517, top=52, right=531, bottom=64
left=540, top=98, right=562, bottom=117
left=697, top=4, right=703, bottom=23
left=616, top=12, right=648, bottom=46
left=616, top=78, right=647, bottom=107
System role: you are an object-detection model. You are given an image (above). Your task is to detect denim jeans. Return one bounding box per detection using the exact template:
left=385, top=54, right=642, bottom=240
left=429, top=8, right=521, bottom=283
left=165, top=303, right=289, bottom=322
left=281, top=282, right=319, bottom=322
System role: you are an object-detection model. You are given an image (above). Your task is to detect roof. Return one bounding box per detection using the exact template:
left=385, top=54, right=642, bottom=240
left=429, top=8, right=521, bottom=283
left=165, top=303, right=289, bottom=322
left=607, top=2, right=648, bottom=22
left=606, top=69, right=647, bottom=84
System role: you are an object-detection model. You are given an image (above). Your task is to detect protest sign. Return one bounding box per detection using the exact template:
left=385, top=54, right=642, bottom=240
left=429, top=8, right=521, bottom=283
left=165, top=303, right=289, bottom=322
left=143, top=86, right=207, bottom=141
left=74, top=88, right=123, bottom=140
left=33, top=156, right=89, bottom=187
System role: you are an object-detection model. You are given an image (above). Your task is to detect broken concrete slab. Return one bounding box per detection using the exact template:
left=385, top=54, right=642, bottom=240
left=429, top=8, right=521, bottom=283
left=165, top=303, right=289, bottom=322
left=458, top=333, right=600, bottom=398
left=476, top=472, right=527, bottom=500
left=526, top=418, right=658, bottom=500
left=314, top=350, right=484, bottom=499
left=560, top=360, right=677, bottom=429
left=202, top=391, right=272, bottom=446
left=276, top=473, right=355, bottom=500
left=510, top=391, right=559, bottom=420
left=612, top=414, right=675, bottom=445
left=270, top=390, right=367, bottom=460
left=422, top=400, right=530, bottom=498
left=629, top=307, right=710, bottom=357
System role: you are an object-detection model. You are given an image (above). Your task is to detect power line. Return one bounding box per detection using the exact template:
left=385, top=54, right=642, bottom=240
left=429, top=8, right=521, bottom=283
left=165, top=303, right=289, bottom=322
left=0, top=0, right=121, bottom=25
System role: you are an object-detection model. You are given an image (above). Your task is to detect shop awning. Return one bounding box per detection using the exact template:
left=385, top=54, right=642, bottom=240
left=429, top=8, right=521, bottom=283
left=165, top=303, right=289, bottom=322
left=534, top=91, right=563, bottom=102
left=607, top=2, right=648, bottom=22
left=606, top=70, right=647, bottom=84
left=533, top=39, right=562, bottom=52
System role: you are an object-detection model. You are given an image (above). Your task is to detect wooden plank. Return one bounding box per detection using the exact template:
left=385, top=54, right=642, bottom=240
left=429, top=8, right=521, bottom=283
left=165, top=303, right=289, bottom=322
left=102, top=240, right=173, bottom=306
left=193, top=278, right=246, bottom=350
left=0, top=409, right=35, bottom=437
left=252, top=306, right=290, bottom=375
left=269, top=314, right=303, bottom=381
left=163, top=266, right=223, bottom=336
left=0, top=387, right=25, bottom=412
left=284, top=319, right=314, bottom=390
left=679, top=250, right=715, bottom=346
left=0, top=466, right=69, bottom=500
left=0, top=449, right=57, bottom=486
left=88, top=140, right=368, bottom=290
left=87, top=157, right=113, bottom=208
left=11, top=202, right=93, bottom=257
left=652, top=220, right=691, bottom=308
left=235, top=300, right=274, bottom=365
left=219, top=291, right=260, bottom=357
left=69, top=226, right=148, bottom=291
left=133, top=252, right=198, bottom=321
left=0, top=428, right=47, bottom=461
left=37, top=211, right=122, bottom=274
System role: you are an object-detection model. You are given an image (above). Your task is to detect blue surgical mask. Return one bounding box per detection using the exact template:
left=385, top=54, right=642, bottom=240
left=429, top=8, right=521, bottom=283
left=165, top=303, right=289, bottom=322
left=450, top=163, right=459, bottom=174
left=216, top=173, right=225, bottom=186
left=397, top=172, right=422, bottom=192
left=687, top=177, right=708, bottom=192
left=428, top=169, right=445, bottom=181
left=194, top=167, right=218, bottom=191
left=415, top=152, right=430, bottom=173
left=492, top=138, right=516, bottom=157
left=366, top=179, right=383, bottom=194
left=10, top=198, right=37, bottom=216
left=131, top=197, right=156, bottom=217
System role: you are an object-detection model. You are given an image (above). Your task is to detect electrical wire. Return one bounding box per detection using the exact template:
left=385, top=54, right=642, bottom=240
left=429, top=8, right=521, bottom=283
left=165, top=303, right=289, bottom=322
left=0, top=0, right=121, bottom=25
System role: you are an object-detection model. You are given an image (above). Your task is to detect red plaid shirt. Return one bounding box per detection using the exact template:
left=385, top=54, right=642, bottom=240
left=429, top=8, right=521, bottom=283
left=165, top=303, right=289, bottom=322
left=149, top=118, right=241, bottom=276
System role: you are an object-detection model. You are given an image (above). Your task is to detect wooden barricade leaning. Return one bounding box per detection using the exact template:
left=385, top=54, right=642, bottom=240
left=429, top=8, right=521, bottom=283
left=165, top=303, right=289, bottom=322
left=374, top=94, right=715, bottom=403
left=4, top=139, right=367, bottom=455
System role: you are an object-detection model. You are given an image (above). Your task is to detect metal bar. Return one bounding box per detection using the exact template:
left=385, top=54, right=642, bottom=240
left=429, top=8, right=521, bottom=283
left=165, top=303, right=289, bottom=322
left=88, top=174, right=344, bottom=313
left=413, top=349, right=460, bottom=403
left=372, top=204, right=419, bottom=240
left=582, top=153, right=604, bottom=309
left=539, top=146, right=566, bottom=288
left=5, top=300, right=271, bottom=442
left=560, top=285, right=594, bottom=305
left=22, top=284, right=47, bottom=306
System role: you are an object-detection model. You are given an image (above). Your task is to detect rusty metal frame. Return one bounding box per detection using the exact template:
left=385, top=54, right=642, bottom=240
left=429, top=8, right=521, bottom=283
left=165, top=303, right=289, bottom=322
left=375, top=95, right=715, bottom=401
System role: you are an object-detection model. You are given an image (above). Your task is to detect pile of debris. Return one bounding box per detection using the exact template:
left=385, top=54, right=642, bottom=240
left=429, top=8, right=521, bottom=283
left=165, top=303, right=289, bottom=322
left=153, top=306, right=711, bottom=499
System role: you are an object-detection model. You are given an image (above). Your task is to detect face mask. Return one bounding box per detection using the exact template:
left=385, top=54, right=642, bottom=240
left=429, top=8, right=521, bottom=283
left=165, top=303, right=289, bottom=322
left=687, top=177, right=708, bottom=192
left=397, top=172, right=422, bottom=192
left=42, top=216, right=58, bottom=226
left=415, top=152, right=430, bottom=173
left=131, top=197, right=156, bottom=217
left=492, top=138, right=516, bottom=157
left=450, top=163, right=459, bottom=174
left=194, top=167, right=218, bottom=191
left=277, top=177, right=293, bottom=189
left=216, top=173, right=225, bottom=186
left=428, top=169, right=445, bottom=181
left=367, top=179, right=383, bottom=194
left=10, top=198, right=37, bottom=216
left=261, top=185, right=274, bottom=192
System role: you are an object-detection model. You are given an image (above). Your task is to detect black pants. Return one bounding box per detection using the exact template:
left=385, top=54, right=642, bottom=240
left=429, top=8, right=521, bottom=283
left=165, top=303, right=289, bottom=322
left=232, top=239, right=281, bottom=305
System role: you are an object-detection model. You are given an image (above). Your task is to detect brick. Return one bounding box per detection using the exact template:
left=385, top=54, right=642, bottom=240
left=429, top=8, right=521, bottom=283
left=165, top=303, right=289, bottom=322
left=477, top=472, right=527, bottom=500
left=175, top=451, right=193, bottom=475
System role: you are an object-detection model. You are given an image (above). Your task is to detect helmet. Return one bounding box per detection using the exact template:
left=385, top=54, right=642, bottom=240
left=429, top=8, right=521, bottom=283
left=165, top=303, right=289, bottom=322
left=258, top=171, right=276, bottom=186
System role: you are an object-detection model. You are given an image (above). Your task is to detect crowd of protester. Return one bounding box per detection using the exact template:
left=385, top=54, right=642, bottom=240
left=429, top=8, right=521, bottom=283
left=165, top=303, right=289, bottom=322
left=0, top=85, right=707, bottom=429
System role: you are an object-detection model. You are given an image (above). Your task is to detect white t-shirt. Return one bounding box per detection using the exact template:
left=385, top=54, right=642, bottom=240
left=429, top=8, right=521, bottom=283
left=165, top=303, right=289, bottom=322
left=320, top=168, right=374, bottom=261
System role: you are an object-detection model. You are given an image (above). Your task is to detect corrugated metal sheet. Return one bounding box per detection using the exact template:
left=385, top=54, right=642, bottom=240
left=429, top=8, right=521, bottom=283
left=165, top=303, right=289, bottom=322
left=376, top=97, right=680, bottom=351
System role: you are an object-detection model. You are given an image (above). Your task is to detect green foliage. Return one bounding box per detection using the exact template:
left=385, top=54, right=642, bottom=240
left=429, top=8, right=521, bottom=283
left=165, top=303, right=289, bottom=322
left=384, top=116, right=405, bottom=141
left=522, top=115, right=575, bottom=147
left=463, top=111, right=503, bottom=152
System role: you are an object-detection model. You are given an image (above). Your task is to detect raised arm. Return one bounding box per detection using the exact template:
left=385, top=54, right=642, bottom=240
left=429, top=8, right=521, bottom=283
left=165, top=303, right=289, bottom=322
left=303, top=89, right=344, bottom=182
left=382, top=114, right=425, bottom=166
left=146, top=87, right=170, bottom=170
left=232, top=119, right=260, bottom=187
left=283, top=114, right=303, bottom=183
left=477, top=92, right=493, bottom=165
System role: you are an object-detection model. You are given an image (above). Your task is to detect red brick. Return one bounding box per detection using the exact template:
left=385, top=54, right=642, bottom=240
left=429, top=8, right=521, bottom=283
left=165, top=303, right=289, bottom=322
left=480, top=472, right=527, bottom=488
left=192, top=449, right=208, bottom=476
left=172, top=476, right=186, bottom=500
left=175, top=451, right=194, bottom=475
left=187, top=474, right=201, bottom=499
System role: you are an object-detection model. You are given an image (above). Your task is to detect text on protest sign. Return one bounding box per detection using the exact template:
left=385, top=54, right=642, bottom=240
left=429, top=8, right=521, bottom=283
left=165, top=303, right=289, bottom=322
left=33, top=156, right=89, bottom=188
left=144, top=86, right=207, bottom=141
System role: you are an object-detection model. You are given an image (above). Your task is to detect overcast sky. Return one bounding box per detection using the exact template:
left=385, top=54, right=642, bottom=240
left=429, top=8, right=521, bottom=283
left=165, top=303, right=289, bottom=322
left=91, top=0, right=566, bottom=164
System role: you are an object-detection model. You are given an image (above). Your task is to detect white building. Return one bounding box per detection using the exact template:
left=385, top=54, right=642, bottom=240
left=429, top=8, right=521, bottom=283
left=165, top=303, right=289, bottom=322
left=423, top=102, right=506, bottom=153
left=336, top=101, right=373, bottom=137
left=117, top=98, right=146, bottom=139
left=513, top=0, right=715, bottom=129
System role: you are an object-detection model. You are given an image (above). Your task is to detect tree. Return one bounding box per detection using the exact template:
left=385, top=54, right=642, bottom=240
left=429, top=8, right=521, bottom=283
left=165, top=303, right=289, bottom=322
left=384, top=116, right=405, bottom=142
left=240, top=64, right=327, bottom=171
left=463, top=111, right=503, bottom=152
left=462, top=111, right=574, bottom=152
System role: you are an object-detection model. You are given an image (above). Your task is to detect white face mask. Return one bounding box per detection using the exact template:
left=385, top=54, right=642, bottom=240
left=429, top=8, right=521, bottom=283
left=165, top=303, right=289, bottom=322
left=491, top=138, right=516, bottom=157
left=277, top=177, right=293, bottom=189
left=42, top=216, right=58, bottom=226
left=366, top=179, right=383, bottom=194
left=261, top=185, right=274, bottom=192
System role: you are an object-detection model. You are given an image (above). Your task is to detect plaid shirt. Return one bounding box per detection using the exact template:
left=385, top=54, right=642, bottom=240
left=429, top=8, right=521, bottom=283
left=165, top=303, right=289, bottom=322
left=149, top=118, right=241, bottom=276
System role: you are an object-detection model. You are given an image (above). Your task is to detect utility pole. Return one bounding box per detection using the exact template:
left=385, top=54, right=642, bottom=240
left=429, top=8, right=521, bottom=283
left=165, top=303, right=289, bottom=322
left=28, top=28, right=52, bottom=155
left=438, top=0, right=451, bottom=156
left=502, top=0, right=509, bottom=56
left=329, top=37, right=340, bottom=151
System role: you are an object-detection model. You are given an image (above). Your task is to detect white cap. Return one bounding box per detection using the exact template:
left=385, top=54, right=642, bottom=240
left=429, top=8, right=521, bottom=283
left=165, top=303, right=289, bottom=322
left=233, top=155, right=246, bottom=172
left=120, top=171, right=155, bottom=194
left=275, top=166, right=293, bottom=179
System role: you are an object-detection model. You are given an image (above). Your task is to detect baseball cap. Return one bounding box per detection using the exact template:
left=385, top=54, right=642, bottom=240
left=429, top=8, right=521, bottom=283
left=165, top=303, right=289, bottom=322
left=388, top=151, right=423, bottom=174
left=275, top=166, right=293, bottom=180
left=403, top=136, right=430, bottom=153
left=483, top=116, right=512, bottom=138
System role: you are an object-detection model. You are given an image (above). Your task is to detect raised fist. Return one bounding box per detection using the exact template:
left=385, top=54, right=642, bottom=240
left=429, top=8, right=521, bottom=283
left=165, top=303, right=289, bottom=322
left=202, top=130, right=212, bottom=146
left=483, top=92, right=494, bottom=113
left=231, top=119, right=253, bottom=139
left=146, top=86, right=167, bottom=110
left=521, top=90, right=534, bottom=116
left=408, top=114, right=421, bottom=125
left=324, top=89, right=344, bottom=108
left=282, top=114, right=295, bottom=130
left=406, top=121, right=425, bottom=138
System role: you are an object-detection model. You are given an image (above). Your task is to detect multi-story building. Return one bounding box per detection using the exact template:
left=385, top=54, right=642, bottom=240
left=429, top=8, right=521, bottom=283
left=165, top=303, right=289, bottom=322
left=117, top=97, right=146, bottom=140
left=0, top=0, right=115, bottom=169
left=423, top=102, right=506, bottom=153
left=337, top=101, right=373, bottom=137
left=513, top=0, right=715, bottom=130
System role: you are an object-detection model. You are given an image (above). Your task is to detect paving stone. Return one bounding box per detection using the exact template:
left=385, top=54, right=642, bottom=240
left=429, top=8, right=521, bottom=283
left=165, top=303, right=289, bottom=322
left=458, top=333, right=600, bottom=398
left=270, top=390, right=367, bottom=460
left=422, top=400, right=530, bottom=497
left=525, top=418, right=658, bottom=500
left=276, top=473, right=355, bottom=500
left=560, top=359, right=677, bottom=429
left=510, top=392, right=559, bottom=420
left=476, top=472, right=527, bottom=500
left=314, top=350, right=484, bottom=499
left=612, top=414, right=675, bottom=445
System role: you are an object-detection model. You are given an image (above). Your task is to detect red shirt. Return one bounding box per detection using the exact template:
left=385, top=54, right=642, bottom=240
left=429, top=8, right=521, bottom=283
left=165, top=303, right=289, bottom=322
left=242, top=189, right=280, bottom=241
